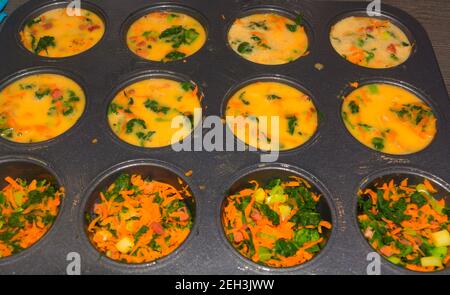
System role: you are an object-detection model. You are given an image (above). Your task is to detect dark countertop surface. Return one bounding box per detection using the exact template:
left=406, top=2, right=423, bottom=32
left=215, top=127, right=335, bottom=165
left=3, top=0, right=450, bottom=95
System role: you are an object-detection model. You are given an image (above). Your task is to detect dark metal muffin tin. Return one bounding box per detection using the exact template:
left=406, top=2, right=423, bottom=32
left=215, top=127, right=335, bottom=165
left=0, top=0, right=449, bottom=275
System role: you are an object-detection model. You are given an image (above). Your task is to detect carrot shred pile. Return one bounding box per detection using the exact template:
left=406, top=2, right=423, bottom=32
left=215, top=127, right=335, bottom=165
left=0, top=176, right=63, bottom=258
left=87, top=173, right=193, bottom=264
left=358, top=178, right=450, bottom=272
left=222, top=177, right=331, bottom=268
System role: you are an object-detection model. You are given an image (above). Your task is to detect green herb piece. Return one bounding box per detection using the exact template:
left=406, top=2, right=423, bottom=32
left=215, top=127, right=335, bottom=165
left=365, top=50, right=375, bottom=63
left=267, top=94, right=281, bottom=100
left=126, top=119, right=146, bottom=134
left=348, top=101, right=359, bottom=114
left=286, top=23, right=297, bottom=32
left=274, top=239, right=298, bottom=257
left=238, top=92, right=250, bottom=105
left=255, top=203, right=280, bottom=226
left=27, top=18, right=41, bottom=28
left=372, top=137, right=385, bottom=150
left=164, top=51, right=186, bottom=61
left=144, top=99, right=170, bottom=114
left=33, top=36, right=56, bottom=54
left=287, top=115, right=298, bottom=135
left=248, top=21, right=268, bottom=30
left=134, top=225, right=149, bottom=242
left=180, top=81, right=195, bottom=91
left=35, top=88, right=51, bottom=99
left=367, top=84, right=379, bottom=94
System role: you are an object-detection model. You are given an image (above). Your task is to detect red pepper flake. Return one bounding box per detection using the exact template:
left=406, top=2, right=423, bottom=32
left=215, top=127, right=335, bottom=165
left=88, top=25, right=100, bottom=32
left=387, top=44, right=397, bottom=54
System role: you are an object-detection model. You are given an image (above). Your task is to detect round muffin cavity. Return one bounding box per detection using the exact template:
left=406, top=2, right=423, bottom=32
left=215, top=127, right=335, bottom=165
left=228, top=13, right=309, bottom=65
left=20, top=8, right=105, bottom=58
left=357, top=174, right=450, bottom=272
left=126, top=11, right=206, bottom=62
left=330, top=16, right=412, bottom=68
left=225, top=81, right=318, bottom=151
left=341, top=83, right=437, bottom=155
left=86, top=172, right=194, bottom=264
left=222, top=173, right=332, bottom=268
left=107, top=78, right=201, bottom=148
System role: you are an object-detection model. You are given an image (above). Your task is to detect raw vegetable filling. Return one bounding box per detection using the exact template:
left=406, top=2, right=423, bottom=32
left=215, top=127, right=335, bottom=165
left=107, top=78, right=201, bottom=148
left=222, top=177, right=331, bottom=268
left=20, top=8, right=105, bottom=58
left=226, top=81, right=318, bottom=151
left=0, top=176, right=63, bottom=258
left=228, top=13, right=309, bottom=65
left=330, top=16, right=412, bottom=68
left=86, top=174, right=193, bottom=264
left=358, top=178, right=450, bottom=272
left=341, top=83, right=437, bottom=155
left=0, top=73, right=86, bottom=143
left=126, top=11, right=206, bottom=62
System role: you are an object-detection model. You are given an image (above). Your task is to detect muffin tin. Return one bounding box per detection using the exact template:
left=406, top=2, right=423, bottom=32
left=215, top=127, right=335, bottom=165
left=0, top=0, right=449, bottom=274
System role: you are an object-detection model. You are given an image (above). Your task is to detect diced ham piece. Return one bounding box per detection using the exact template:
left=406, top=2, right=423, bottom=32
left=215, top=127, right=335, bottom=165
left=250, top=209, right=262, bottom=222
left=177, top=208, right=190, bottom=222
left=366, top=26, right=374, bottom=33
left=387, top=44, right=397, bottom=54
left=88, top=25, right=101, bottom=32
left=150, top=222, right=164, bottom=235
left=51, top=89, right=62, bottom=99
left=137, top=41, right=146, bottom=47
left=42, top=23, right=53, bottom=30
left=364, top=227, right=374, bottom=239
